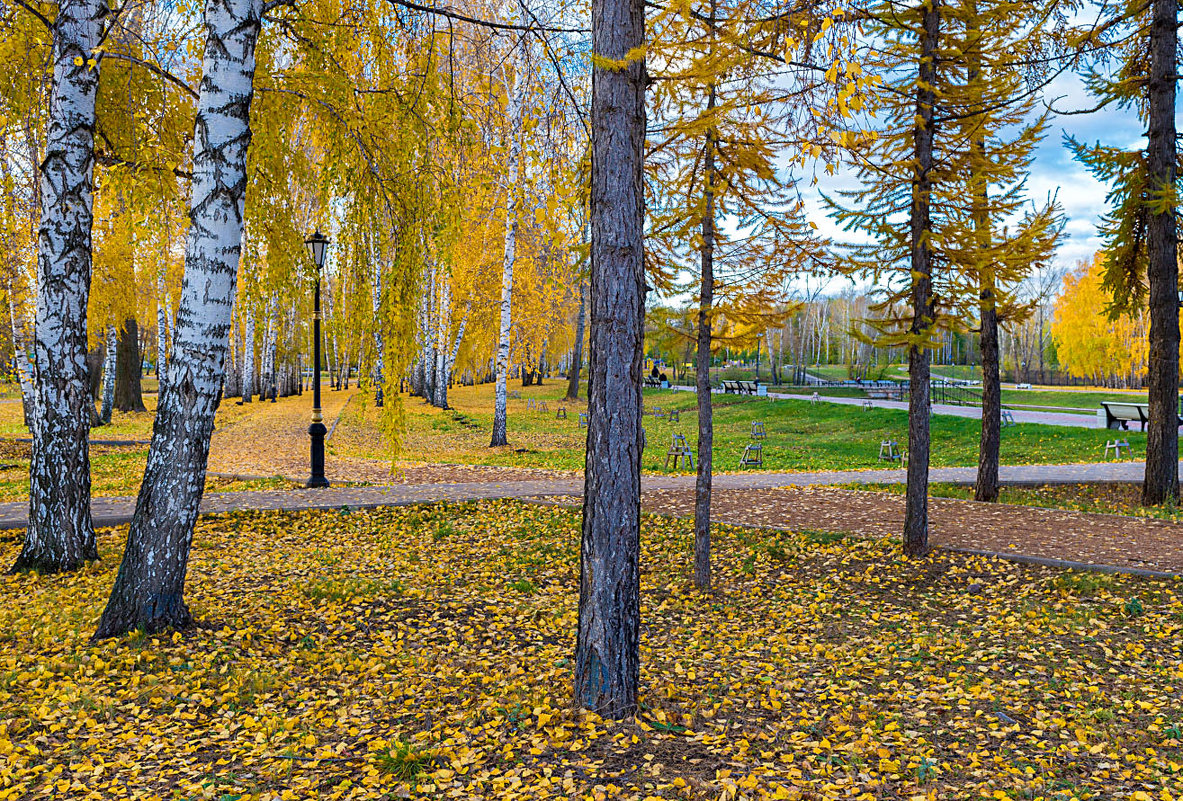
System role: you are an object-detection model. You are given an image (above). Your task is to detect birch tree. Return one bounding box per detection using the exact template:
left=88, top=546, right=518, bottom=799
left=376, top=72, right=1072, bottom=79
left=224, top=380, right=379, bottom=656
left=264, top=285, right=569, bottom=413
left=491, top=55, right=522, bottom=448
left=13, top=0, right=105, bottom=573
left=95, top=0, right=264, bottom=636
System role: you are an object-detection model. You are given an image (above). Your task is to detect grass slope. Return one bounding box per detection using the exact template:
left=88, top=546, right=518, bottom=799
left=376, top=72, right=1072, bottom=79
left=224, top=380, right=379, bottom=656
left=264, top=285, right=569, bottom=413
left=333, top=384, right=1143, bottom=474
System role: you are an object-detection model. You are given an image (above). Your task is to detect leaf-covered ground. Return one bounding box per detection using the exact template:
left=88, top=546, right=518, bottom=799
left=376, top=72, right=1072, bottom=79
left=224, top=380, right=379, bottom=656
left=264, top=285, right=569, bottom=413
left=331, top=384, right=1146, bottom=474
left=850, top=482, right=1183, bottom=523
left=2, top=501, right=1180, bottom=800
left=0, top=441, right=293, bottom=502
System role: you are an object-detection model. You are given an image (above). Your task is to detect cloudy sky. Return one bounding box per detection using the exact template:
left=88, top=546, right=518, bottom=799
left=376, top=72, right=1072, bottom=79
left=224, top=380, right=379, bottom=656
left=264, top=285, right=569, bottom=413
left=803, top=70, right=1150, bottom=291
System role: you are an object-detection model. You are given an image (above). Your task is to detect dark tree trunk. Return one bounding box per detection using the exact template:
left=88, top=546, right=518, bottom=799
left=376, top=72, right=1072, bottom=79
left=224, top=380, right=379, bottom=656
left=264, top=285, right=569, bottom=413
left=115, top=317, right=146, bottom=412
left=86, top=344, right=103, bottom=427
left=94, top=0, right=262, bottom=637
left=903, top=0, right=939, bottom=557
left=694, top=82, right=717, bottom=592
left=566, top=281, right=587, bottom=400
left=575, top=0, right=645, bottom=719
left=976, top=291, right=1001, bottom=501
left=86, top=344, right=103, bottom=400
left=969, top=15, right=999, bottom=504
left=14, top=0, right=102, bottom=574
left=1142, top=0, right=1179, bottom=506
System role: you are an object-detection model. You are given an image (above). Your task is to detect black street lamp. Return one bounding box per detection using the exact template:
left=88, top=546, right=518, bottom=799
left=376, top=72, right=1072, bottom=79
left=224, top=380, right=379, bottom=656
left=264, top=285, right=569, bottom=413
left=305, top=230, right=330, bottom=488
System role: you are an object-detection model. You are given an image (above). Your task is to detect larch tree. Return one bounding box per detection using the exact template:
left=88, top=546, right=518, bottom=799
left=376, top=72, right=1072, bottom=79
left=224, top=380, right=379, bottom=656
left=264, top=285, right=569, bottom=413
left=945, top=0, right=1063, bottom=502
left=1069, top=0, right=1179, bottom=505
left=13, top=0, right=106, bottom=573
left=826, top=0, right=952, bottom=556
left=648, top=0, right=838, bottom=588
left=574, top=0, right=645, bottom=718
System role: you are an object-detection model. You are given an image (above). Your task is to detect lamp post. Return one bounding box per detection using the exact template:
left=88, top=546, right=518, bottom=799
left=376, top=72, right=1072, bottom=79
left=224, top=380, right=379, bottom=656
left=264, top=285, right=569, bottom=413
left=305, top=230, right=330, bottom=488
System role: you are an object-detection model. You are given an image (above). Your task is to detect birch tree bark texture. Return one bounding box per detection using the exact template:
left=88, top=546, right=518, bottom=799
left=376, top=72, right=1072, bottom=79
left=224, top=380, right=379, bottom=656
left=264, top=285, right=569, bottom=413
left=94, top=0, right=263, bottom=637
left=99, top=326, right=116, bottom=425
left=574, top=0, right=646, bottom=718
left=490, top=60, right=521, bottom=447
left=14, top=0, right=104, bottom=573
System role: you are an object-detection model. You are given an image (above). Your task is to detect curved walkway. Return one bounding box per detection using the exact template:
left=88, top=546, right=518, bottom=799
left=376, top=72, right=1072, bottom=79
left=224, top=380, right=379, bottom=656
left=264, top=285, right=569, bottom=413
left=668, top=385, right=1099, bottom=428
left=0, top=460, right=1179, bottom=577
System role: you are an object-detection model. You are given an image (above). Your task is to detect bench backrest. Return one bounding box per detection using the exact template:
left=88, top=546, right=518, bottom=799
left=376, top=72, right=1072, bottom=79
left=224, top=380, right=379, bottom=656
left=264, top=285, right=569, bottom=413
left=1101, top=401, right=1148, bottom=421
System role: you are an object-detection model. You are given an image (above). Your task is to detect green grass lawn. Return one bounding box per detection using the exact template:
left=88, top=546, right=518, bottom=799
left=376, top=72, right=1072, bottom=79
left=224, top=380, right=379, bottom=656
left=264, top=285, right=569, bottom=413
left=332, top=383, right=1142, bottom=474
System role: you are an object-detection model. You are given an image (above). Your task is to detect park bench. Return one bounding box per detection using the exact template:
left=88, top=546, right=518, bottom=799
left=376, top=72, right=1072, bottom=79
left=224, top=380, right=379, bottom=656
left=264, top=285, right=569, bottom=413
left=1099, top=401, right=1164, bottom=431
left=810, top=392, right=820, bottom=405
left=1105, top=439, right=1132, bottom=459
left=862, top=399, right=873, bottom=411
left=644, top=376, right=662, bottom=388
left=578, top=412, right=588, bottom=428
left=664, top=434, right=694, bottom=470
left=750, top=421, right=766, bottom=439
left=722, top=380, right=761, bottom=395
left=738, top=441, right=763, bottom=468
left=1001, top=408, right=1016, bottom=427
left=509, top=390, right=521, bottom=399
left=653, top=407, right=665, bottom=419
left=538, top=401, right=548, bottom=413
left=556, top=406, right=567, bottom=420
left=526, top=398, right=536, bottom=410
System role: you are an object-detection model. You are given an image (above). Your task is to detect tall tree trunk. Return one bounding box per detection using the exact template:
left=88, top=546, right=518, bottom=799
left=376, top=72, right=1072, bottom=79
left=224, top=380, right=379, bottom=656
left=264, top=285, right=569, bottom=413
left=7, top=277, right=37, bottom=430
left=566, top=280, right=587, bottom=400
left=444, top=303, right=470, bottom=406
left=433, top=274, right=451, bottom=408
left=115, top=317, right=146, bottom=412
left=14, top=0, right=103, bottom=573
left=156, top=259, right=169, bottom=385
left=241, top=309, right=254, bottom=402
left=976, top=288, right=1001, bottom=501
left=94, top=0, right=262, bottom=637
left=575, top=0, right=645, bottom=719
left=968, top=14, right=1000, bottom=504
left=99, top=326, right=116, bottom=425
left=694, top=83, right=717, bottom=592
left=903, top=0, right=939, bottom=557
left=491, top=61, right=520, bottom=448
left=371, top=254, right=384, bottom=407
left=1142, top=0, right=1180, bottom=506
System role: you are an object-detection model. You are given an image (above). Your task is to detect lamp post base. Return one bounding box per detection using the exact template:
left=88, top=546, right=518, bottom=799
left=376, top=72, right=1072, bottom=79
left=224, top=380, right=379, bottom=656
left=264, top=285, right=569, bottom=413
left=307, top=421, right=330, bottom=488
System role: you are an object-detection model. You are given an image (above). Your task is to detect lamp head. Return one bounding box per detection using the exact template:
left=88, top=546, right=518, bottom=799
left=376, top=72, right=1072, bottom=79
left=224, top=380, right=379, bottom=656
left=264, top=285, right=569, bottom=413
left=305, top=230, right=329, bottom=270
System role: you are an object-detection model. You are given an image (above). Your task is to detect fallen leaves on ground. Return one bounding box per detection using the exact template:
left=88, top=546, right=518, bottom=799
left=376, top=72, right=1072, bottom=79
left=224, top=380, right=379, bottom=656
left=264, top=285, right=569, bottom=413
left=2, top=501, right=1181, bottom=800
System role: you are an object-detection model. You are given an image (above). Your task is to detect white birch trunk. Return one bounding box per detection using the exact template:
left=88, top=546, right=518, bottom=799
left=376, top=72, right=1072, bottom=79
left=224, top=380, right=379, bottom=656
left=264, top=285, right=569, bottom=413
left=490, top=61, right=521, bottom=447
left=99, top=326, right=116, bottom=425
left=370, top=255, right=384, bottom=405
left=241, top=308, right=254, bottom=402
left=16, top=0, right=103, bottom=572
left=156, top=266, right=169, bottom=384
left=263, top=297, right=276, bottom=401
left=432, top=274, right=451, bottom=408
left=95, top=0, right=263, bottom=636
left=7, top=279, right=38, bottom=430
